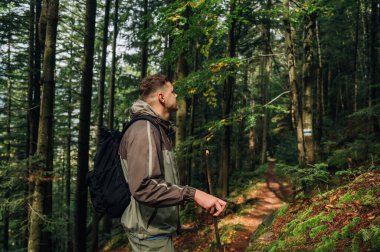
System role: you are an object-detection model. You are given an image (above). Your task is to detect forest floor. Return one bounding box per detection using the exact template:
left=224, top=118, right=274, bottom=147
left=107, top=181, right=287, bottom=252
left=107, top=171, right=380, bottom=251
left=247, top=171, right=380, bottom=251
left=172, top=181, right=287, bottom=251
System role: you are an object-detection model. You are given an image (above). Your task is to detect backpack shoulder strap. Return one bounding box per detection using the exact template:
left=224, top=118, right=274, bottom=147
left=120, top=115, right=162, bottom=143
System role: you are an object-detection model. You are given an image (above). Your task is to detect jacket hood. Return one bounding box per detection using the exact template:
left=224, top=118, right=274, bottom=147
left=130, top=99, right=161, bottom=119
left=130, top=99, right=176, bottom=138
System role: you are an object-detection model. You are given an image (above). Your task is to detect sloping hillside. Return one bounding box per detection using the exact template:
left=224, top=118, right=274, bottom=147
left=247, top=171, right=380, bottom=252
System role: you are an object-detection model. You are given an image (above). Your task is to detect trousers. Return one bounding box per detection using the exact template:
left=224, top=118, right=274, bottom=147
left=127, top=234, right=175, bottom=252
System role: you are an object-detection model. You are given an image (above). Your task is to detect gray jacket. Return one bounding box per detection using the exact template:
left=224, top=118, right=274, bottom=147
left=118, top=100, right=196, bottom=239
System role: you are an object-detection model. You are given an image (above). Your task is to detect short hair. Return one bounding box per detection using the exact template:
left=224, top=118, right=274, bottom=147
left=139, top=74, right=169, bottom=100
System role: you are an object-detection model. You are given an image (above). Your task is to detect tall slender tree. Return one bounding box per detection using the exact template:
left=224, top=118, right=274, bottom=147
left=109, top=0, right=119, bottom=130
left=91, top=0, right=112, bottom=249
left=301, top=10, right=316, bottom=165
left=175, top=4, right=190, bottom=185
left=28, top=0, right=59, bottom=251
left=219, top=0, right=237, bottom=198
left=259, top=0, right=272, bottom=165
left=283, top=0, right=305, bottom=165
left=74, top=0, right=96, bottom=251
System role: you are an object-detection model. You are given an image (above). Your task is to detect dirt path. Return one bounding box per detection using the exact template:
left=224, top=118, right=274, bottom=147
left=173, top=182, right=286, bottom=251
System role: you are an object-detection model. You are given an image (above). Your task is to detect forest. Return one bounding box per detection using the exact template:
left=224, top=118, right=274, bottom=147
left=0, top=0, right=379, bottom=251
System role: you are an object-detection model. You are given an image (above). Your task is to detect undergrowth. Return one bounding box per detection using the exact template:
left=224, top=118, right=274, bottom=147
left=247, top=171, right=380, bottom=251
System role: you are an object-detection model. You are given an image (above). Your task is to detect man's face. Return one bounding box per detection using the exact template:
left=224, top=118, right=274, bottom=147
left=162, top=81, right=178, bottom=112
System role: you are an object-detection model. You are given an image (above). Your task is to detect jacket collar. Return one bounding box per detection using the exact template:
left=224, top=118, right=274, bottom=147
left=130, top=99, right=176, bottom=138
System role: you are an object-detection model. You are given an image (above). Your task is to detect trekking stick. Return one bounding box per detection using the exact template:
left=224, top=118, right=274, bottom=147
left=213, top=216, right=223, bottom=252
left=205, top=149, right=223, bottom=251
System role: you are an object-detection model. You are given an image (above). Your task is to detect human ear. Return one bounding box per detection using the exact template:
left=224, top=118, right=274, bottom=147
left=158, top=93, right=165, bottom=103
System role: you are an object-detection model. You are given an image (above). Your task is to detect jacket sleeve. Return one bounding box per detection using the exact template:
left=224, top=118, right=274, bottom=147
left=120, top=120, right=195, bottom=207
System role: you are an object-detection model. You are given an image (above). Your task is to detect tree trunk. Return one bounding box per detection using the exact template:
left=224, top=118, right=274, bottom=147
left=26, top=0, right=41, bottom=247
left=65, top=26, right=75, bottom=252
left=301, top=12, right=316, bottom=165
left=4, top=61, right=11, bottom=251
left=188, top=41, right=200, bottom=186
left=283, top=0, right=305, bottom=166
left=28, top=0, right=59, bottom=251
left=109, top=0, right=119, bottom=130
left=91, top=0, right=112, bottom=250
left=315, top=18, right=323, bottom=156
left=370, top=0, right=379, bottom=103
left=66, top=83, right=73, bottom=252
left=353, top=0, right=360, bottom=112
left=219, top=0, right=236, bottom=198
left=260, top=0, right=272, bottom=165
left=370, top=0, right=379, bottom=131
left=141, top=0, right=149, bottom=79
left=175, top=5, right=190, bottom=186
left=175, top=52, right=188, bottom=185
left=101, top=0, right=120, bottom=239
left=74, top=0, right=96, bottom=251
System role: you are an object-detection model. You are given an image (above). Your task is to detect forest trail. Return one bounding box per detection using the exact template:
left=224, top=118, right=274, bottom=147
left=173, top=182, right=286, bottom=251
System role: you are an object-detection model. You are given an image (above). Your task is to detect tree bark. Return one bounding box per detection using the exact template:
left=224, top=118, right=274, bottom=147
left=65, top=24, right=75, bottom=252
left=370, top=0, right=379, bottom=131
left=315, top=18, right=323, bottom=156
left=4, top=46, right=11, bottom=250
left=66, top=83, right=73, bottom=252
left=260, top=0, right=272, bottom=165
left=283, top=0, right=305, bottom=166
left=74, top=0, right=96, bottom=251
left=175, top=4, right=190, bottom=186
left=302, top=12, right=316, bottom=165
left=175, top=52, right=188, bottom=185
left=370, top=0, right=379, bottom=103
left=91, top=0, right=112, bottom=250
left=28, top=0, right=59, bottom=251
left=26, top=0, right=40, bottom=247
left=353, top=0, right=360, bottom=112
left=109, top=0, right=119, bottom=130
left=219, top=0, right=236, bottom=198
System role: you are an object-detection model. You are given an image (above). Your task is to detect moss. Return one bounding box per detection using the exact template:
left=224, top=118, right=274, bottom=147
left=370, top=225, right=380, bottom=250
left=276, top=205, right=289, bottom=218
left=351, top=233, right=362, bottom=251
left=218, top=224, right=246, bottom=246
left=361, top=190, right=380, bottom=207
left=340, top=217, right=361, bottom=239
left=282, top=208, right=313, bottom=236
left=331, top=230, right=340, bottom=240
left=203, top=226, right=211, bottom=236
left=310, top=225, right=328, bottom=240
left=338, top=190, right=361, bottom=203
left=292, top=213, right=324, bottom=237
left=293, top=212, right=334, bottom=238
left=315, top=238, right=335, bottom=252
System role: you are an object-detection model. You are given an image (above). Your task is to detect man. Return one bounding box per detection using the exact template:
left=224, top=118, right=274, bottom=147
left=119, top=74, right=226, bottom=251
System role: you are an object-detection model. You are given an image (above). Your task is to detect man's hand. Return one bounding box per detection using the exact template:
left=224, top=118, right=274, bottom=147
left=194, top=190, right=227, bottom=216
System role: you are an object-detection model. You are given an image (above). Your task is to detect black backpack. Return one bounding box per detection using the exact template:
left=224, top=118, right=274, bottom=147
left=86, top=115, right=161, bottom=218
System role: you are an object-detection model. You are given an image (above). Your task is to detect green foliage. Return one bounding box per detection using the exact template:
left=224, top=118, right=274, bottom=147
left=276, top=162, right=329, bottom=196
left=310, top=224, right=328, bottom=239
left=220, top=224, right=245, bottom=245
left=327, top=134, right=380, bottom=170
left=338, top=190, right=361, bottom=203
left=371, top=224, right=380, bottom=250
left=315, top=237, right=335, bottom=252
left=341, top=217, right=361, bottom=239
left=276, top=205, right=289, bottom=218
left=351, top=225, right=380, bottom=251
